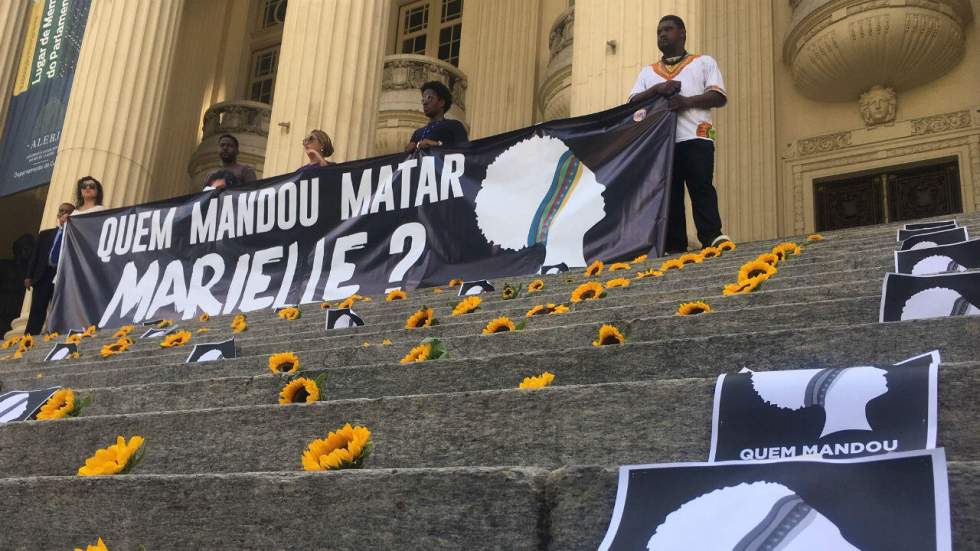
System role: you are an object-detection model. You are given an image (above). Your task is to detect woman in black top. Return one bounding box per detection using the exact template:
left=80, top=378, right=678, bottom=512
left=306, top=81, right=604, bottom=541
left=405, top=80, right=468, bottom=151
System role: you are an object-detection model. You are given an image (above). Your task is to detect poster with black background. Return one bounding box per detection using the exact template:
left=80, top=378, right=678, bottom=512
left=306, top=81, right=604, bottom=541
left=880, top=272, right=980, bottom=322
left=709, top=351, right=938, bottom=462
left=597, top=449, right=951, bottom=551
left=897, top=221, right=957, bottom=242
left=898, top=227, right=969, bottom=251
left=895, top=238, right=980, bottom=275
left=48, top=98, right=675, bottom=331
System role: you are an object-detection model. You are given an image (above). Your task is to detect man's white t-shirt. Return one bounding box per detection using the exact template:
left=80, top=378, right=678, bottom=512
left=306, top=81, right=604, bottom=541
left=629, top=54, right=726, bottom=143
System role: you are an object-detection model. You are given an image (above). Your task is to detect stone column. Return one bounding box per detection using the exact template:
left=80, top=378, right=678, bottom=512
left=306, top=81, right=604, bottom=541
left=0, top=0, right=29, bottom=135
left=701, top=0, right=778, bottom=242
left=458, top=0, right=540, bottom=139
left=263, top=0, right=389, bottom=175
left=39, top=0, right=185, bottom=228
left=569, top=0, right=701, bottom=116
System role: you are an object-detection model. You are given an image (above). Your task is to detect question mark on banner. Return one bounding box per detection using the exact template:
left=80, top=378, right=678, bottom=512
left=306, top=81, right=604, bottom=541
left=387, top=222, right=427, bottom=292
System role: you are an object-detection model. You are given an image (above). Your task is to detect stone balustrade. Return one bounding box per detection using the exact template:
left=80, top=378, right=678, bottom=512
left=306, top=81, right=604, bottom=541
left=538, top=5, right=573, bottom=122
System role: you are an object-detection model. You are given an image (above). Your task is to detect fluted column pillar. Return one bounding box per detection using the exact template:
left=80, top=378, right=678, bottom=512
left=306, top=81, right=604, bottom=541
left=263, top=0, right=389, bottom=174
left=0, top=0, right=29, bottom=135
left=457, top=0, right=540, bottom=139
left=39, top=0, right=185, bottom=229
left=570, top=0, right=701, bottom=116
left=702, top=0, right=778, bottom=242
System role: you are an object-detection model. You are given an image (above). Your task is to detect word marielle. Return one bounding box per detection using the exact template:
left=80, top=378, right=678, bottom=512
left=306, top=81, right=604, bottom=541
left=94, top=154, right=466, bottom=262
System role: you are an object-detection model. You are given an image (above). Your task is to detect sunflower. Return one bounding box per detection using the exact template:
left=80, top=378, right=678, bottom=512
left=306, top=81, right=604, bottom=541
left=700, top=246, right=721, bottom=259
left=382, top=338, right=393, bottom=345
left=159, top=330, right=191, bottom=348
left=73, top=537, right=109, bottom=551
left=608, top=262, right=631, bottom=272
left=526, top=304, right=569, bottom=317
left=36, top=388, right=76, bottom=420
left=723, top=281, right=754, bottom=296
left=339, top=295, right=367, bottom=309
left=677, top=301, right=712, bottom=316
left=301, top=423, right=373, bottom=471
left=400, top=342, right=432, bottom=364
left=432, top=287, right=445, bottom=294
left=772, top=242, right=801, bottom=257
left=448, top=278, right=464, bottom=287
left=155, top=320, right=173, bottom=329
left=198, top=312, right=210, bottom=322
left=605, top=277, right=631, bottom=289
left=570, top=281, right=605, bottom=302
left=68, top=351, right=81, bottom=360
left=196, top=327, right=211, bottom=334
left=19, top=334, right=34, bottom=350
left=632, top=254, right=648, bottom=263
left=319, top=302, right=332, bottom=309
left=269, top=352, right=300, bottom=374
left=527, top=279, right=545, bottom=293
left=386, top=289, right=407, bottom=301
left=451, top=296, right=481, bottom=316
left=519, top=371, right=555, bottom=390
left=755, top=253, right=779, bottom=267
left=13, top=346, right=26, bottom=359
left=583, top=260, right=604, bottom=277
left=501, top=285, right=518, bottom=300
left=0, top=335, right=18, bottom=349
left=592, top=324, right=626, bottom=346
left=77, top=435, right=145, bottom=476
left=82, top=325, right=97, bottom=337
left=659, top=258, right=684, bottom=272
left=277, top=306, right=301, bottom=320
left=716, top=240, right=736, bottom=252
left=807, top=233, right=824, bottom=242
left=100, top=341, right=129, bottom=358
left=231, top=314, right=248, bottom=333
left=65, top=333, right=82, bottom=345
left=483, top=316, right=517, bottom=335
left=112, top=325, right=134, bottom=339
left=679, top=253, right=703, bottom=265
left=279, top=377, right=321, bottom=404
left=635, top=269, right=663, bottom=279
left=42, top=332, right=60, bottom=342
left=405, top=307, right=435, bottom=329
left=738, top=260, right=777, bottom=283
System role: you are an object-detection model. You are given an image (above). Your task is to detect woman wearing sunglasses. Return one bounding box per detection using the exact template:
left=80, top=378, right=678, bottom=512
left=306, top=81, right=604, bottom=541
left=73, top=176, right=107, bottom=215
left=298, top=129, right=335, bottom=170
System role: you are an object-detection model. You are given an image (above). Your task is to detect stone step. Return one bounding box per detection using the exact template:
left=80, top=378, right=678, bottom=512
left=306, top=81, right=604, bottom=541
left=0, top=462, right=976, bottom=550
left=2, top=360, right=978, bottom=478
left=70, top=294, right=884, bottom=414
left=2, top=288, right=887, bottom=389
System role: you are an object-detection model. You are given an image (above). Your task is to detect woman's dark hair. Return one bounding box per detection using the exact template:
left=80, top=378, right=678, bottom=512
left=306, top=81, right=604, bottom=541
left=421, top=80, right=453, bottom=112
left=75, top=176, right=104, bottom=207
left=305, top=129, right=334, bottom=158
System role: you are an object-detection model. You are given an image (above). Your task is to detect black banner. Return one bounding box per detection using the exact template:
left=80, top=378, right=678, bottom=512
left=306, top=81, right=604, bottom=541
left=0, top=0, right=90, bottom=197
left=597, top=449, right=951, bottom=550
left=48, top=99, right=675, bottom=330
left=708, top=351, right=939, bottom=462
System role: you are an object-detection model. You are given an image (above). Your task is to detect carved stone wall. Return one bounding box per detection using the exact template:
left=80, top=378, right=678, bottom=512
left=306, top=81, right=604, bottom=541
left=187, top=100, right=271, bottom=189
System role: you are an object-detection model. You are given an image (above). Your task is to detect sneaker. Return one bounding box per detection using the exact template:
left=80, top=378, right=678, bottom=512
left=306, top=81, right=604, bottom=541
left=710, top=234, right=733, bottom=247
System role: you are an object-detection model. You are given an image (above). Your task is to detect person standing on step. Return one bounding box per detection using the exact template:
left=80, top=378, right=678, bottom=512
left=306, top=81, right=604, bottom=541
left=24, top=202, right=75, bottom=334
left=404, top=81, right=468, bottom=151
left=210, top=134, right=257, bottom=185
left=628, top=14, right=731, bottom=254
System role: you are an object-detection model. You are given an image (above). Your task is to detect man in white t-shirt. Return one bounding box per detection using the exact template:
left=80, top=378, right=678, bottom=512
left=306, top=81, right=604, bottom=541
left=629, top=15, right=730, bottom=254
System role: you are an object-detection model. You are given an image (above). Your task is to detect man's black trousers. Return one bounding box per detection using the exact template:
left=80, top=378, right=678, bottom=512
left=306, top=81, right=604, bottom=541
left=665, top=138, right=724, bottom=253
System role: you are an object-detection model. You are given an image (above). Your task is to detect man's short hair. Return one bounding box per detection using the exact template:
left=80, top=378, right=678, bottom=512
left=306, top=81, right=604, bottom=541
left=659, top=15, right=685, bottom=30
left=206, top=169, right=239, bottom=188
left=218, top=134, right=239, bottom=148
left=421, top=80, right=453, bottom=112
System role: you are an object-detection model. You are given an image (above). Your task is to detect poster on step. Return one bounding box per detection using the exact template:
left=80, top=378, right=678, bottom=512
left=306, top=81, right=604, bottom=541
left=879, top=272, right=980, bottom=322
left=898, top=227, right=968, bottom=251
left=894, top=238, right=980, bottom=275
left=708, top=351, right=938, bottom=462
left=0, top=387, right=61, bottom=423
left=597, top=449, right=951, bottom=551
left=897, top=221, right=957, bottom=242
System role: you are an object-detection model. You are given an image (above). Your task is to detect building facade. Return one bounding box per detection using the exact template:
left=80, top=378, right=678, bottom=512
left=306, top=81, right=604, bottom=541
left=0, top=0, right=978, bottom=335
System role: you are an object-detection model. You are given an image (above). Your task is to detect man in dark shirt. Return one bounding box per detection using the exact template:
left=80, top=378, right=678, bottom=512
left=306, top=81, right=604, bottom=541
left=24, top=202, right=74, bottom=334
left=209, top=134, right=257, bottom=185
left=405, top=80, right=468, bottom=151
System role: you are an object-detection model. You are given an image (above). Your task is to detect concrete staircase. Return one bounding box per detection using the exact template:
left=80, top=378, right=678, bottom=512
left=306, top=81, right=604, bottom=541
left=1, top=215, right=978, bottom=550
